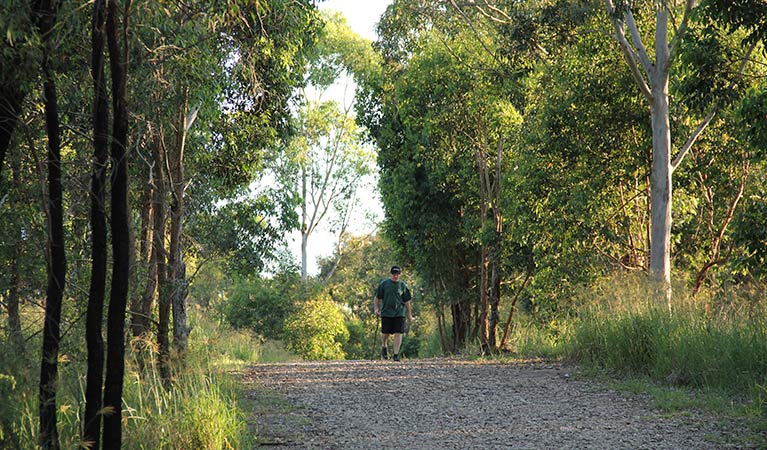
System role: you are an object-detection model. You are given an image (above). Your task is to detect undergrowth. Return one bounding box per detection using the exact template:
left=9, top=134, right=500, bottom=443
left=0, top=307, right=293, bottom=449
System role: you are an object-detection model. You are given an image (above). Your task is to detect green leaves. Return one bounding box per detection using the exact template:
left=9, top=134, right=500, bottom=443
left=283, top=293, right=349, bottom=360
left=737, top=85, right=767, bottom=155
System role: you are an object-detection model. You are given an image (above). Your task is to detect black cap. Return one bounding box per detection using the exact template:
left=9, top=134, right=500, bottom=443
left=390, top=266, right=401, bottom=274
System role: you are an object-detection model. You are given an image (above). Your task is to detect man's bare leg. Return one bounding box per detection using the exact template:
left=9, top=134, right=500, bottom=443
left=381, top=333, right=390, bottom=359
left=393, top=333, right=403, bottom=355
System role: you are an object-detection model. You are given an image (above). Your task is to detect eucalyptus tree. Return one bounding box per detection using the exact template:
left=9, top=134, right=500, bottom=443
left=280, top=99, right=373, bottom=281
left=362, top=0, right=541, bottom=350
left=31, top=0, right=67, bottom=445
left=124, top=0, right=322, bottom=363
left=271, top=11, right=377, bottom=281
left=83, top=0, right=109, bottom=446
left=602, top=0, right=761, bottom=302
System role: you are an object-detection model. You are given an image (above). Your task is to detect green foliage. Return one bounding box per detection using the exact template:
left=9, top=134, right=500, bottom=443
left=341, top=316, right=376, bottom=359
left=218, top=273, right=300, bottom=340
left=283, top=293, right=349, bottom=360
left=188, top=193, right=299, bottom=276
left=731, top=190, right=767, bottom=280
left=700, top=0, right=767, bottom=44
left=737, top=85, right=767, bottom=156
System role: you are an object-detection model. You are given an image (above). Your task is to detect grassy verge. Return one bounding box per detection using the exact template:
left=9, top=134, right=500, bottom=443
left=563, top=276, right=767, bottom=407
left=500, top=275, right=767, bottom=444
left=0, top=307, right=296, bottom=449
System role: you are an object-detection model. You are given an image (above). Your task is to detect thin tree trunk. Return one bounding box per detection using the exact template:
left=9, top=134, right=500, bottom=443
left=499, top=271, right=532, bottom=350
left=478, top=247, right=489, bottom=352
left=154, top=125, right=171, bottom=382
left=691, top=162, right=748, bottom=296
left=451, top=295, right=471, bottom=350
left=102, top=0, right=131, bottom=446
left=488, top=261, right=500, bottom=349
left=128, top=166, right=153, bottom=338
left=35, top=0, right=66, bottom=446
left=301, top=163, right=308, bottom=281
left=649, top=78, right=672, bottom=304
left=169, top=99, right=191, bottom=354
left=487, top=138, right=504, bottom=350
left=130, top=143, right=157, bottom=339
left=83, top=0, right=109, bottom=446
left=436, top=304, right=449, bottom=353
left=476, top=138, right=490, bottom=351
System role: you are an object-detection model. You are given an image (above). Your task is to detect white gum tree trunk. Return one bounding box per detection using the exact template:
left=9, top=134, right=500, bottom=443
left=649, top=9, right=672, bottom=292
left=604, top=2, right=683, bottom=303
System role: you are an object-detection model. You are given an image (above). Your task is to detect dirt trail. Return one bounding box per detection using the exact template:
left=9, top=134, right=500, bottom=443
left=243, top=358, right=749, bottom=449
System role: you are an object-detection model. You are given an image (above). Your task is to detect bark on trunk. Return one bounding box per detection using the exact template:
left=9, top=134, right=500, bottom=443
left=35, top=0, right=66, bottom=446
left=451, top=300, right=471, bottom=351
left=128, top=168, right=153, bottom=338
left=169, top=103, right=189, bottom=354
left=102, top=0, right=131, bottom=446
left=649, top=78, right=672, bottom=304
left=130, top=139, right=158, bottom=339
left=301, top=164, right=308, bottom=281
left=478, top=247, right=489, bottom=352
left=154, top=126, right=171, bottom=382
left=84, top=0, right=109, bottom=446
left=488, top=262, right=500, bottom=348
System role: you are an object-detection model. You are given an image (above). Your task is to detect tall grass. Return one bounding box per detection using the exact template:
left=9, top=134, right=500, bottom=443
left=0, top=307, right=282, bottom=449
left=564, top=275, right=767, bottom=413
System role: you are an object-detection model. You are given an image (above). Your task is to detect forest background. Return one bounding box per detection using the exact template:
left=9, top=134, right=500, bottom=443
left=1, top=0, right=766, bottom=448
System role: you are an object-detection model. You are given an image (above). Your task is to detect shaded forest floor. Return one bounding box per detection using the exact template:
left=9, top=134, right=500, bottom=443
left=241, top=358, right=761, bottom=449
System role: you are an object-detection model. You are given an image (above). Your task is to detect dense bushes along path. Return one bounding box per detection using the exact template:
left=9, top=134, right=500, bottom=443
left=244, top=359, right=749, bottom=449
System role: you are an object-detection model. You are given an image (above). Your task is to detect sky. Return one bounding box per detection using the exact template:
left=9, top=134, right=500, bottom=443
left=284, top=0, right=393, bottom=276
left=318, top=0, right=392, bottom=41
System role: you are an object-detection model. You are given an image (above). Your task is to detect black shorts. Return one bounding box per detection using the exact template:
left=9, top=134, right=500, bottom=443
left=381, top=316, right=406, bottom=334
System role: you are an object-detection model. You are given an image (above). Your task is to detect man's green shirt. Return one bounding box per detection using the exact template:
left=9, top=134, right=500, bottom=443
left=376, top=279, right=412, bottom=318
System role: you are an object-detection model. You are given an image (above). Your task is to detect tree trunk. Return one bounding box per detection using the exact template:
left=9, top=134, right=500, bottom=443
left=169, top=101, right=190, bottom=354
left=488, top=138, right=503, bottom=350
left=649, top=71, right=672, bottom=304
left=436, top=303, right=450, bottom=353
left=499, top=271, right=532, bottom=349
left=451, top=299, right=471, bottom=351
left=102, top=0, right=131, bottom=446
left=84, top=0, right=109, bottom=446
left=35, top=0, right=66, bottom=446
left=154, top=126, right=171, bottom=382
left=691, top=161, right=747, bottom=296
left=128, top=165, right=154, bottom=338
left=488, top=261, right=500, bottom=349
left=301, top=163, right=308, bottom=281
left=130, top=137, right=158, bottom=339
left=478, top=248, right=489, bottom=350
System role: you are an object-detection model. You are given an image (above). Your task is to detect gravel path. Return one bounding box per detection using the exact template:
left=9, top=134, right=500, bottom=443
left=243, top=358, right=752, bottom=449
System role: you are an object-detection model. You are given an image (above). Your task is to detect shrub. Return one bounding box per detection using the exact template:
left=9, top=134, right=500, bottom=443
left=219, top=278, right=295, bottom=340
left=283, top=293, right=349, bottom=360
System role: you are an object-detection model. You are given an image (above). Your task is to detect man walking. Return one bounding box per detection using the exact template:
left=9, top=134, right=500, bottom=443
left=373, top=266, right=414, bottom=361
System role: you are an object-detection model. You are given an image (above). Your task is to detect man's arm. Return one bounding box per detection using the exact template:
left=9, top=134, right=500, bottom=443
left=373, top=296, right=381, bottom=316
left=405, top=300, right=414, bottom=323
